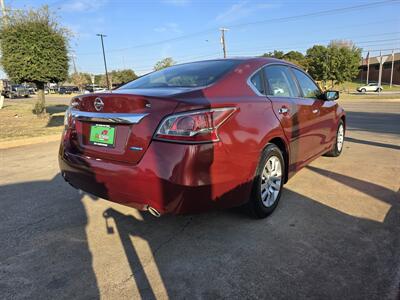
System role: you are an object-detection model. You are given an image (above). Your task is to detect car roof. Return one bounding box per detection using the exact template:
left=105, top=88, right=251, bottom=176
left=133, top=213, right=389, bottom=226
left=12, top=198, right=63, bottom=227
left=174, top=57, right=299, bottom=68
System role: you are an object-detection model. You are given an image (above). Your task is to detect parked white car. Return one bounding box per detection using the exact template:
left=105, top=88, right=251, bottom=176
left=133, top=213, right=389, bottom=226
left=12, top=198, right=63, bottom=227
left=83, top=87, right=108, bottom=94
left=357, top=83, right=383, bottom=93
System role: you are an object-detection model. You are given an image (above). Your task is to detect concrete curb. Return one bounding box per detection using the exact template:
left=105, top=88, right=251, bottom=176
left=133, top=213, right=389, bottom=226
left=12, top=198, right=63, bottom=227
left=0, top=134, right=61, bottom=150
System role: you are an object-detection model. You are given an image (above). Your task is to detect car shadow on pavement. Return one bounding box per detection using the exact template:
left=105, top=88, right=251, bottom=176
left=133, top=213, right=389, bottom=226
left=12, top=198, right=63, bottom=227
left=307, top=166, right=400, bottom=209
left=344, top=136, right=400, bottom=151
left=0, top=174, right=100, bottom=299
left=46, top=104, right=68, bottom=127
left=100, top=183, right=400, bottom=299
left=1, top=171, right=400, bottom=299
left=346, top=111, right=400, bottom=135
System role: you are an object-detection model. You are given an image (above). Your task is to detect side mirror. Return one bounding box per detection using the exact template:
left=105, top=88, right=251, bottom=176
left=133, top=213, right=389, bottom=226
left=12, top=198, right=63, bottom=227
left=323, top=90, right=339, bottom=101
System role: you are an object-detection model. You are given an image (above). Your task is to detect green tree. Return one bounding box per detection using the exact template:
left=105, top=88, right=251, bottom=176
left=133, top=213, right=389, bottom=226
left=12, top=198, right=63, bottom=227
left=99, top=74, right=112, bottom=88
left=111, top=69, right=138, bottom=85
left=261, top=50, right=284, bottom=59
left=70, top=72, right=90, bottom=91
left=327, top=43, right=361, bottom=87
left=283, top=51, right=308, bottom=69
left=306, top=43, right=361, bottom=88
left=261, top=50, right=307, bottom=69
left=0, top=6, right=69, bottom=114
left=153, top=57, right=176, bottom=71
left=306, top=45, right=330, bottom=83
left=94, top=74, right=103, bottom=86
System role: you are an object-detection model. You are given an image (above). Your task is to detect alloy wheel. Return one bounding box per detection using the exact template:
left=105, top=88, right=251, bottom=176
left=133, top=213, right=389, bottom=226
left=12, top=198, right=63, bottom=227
left=337, top=124, right=344, bottom=152
left=261, top=156, right=282, bottom=207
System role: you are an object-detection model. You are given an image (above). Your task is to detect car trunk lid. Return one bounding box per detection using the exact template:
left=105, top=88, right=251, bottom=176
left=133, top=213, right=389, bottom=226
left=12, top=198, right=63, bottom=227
left=69, top=89, right=196, bottom=164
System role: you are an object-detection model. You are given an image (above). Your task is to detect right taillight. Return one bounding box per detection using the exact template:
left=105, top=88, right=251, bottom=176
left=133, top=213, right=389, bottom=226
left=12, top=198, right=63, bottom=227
left=154, top=107, right=236, bottom=143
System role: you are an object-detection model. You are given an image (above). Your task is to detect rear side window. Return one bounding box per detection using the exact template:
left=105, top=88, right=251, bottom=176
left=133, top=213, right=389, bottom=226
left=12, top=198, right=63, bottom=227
left=119, top=60, right=241, bottom=89
left=264, top=66, right=299, bottom=97
left=292, top=68, right=321, bottom=98
left=250, top=70, right=265, bottom=95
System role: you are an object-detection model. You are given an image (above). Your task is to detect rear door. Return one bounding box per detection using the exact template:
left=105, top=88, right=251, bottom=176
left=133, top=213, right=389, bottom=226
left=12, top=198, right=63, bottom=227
left=290, top=67, right=337, bottom=158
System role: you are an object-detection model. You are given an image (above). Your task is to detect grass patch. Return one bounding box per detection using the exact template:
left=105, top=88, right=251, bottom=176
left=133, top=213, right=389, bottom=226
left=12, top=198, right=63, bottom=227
left=0, top=99, right=67, bottom=141
left=330, top=81, right=400, bottom=93
left=340, top=93, right=400, bottom=101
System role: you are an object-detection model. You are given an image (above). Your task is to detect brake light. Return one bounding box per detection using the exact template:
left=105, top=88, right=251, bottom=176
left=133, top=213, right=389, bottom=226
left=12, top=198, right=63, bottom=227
left=154, top=108, right=236, bottom=143
left=64, top=97, right=80, bottom=129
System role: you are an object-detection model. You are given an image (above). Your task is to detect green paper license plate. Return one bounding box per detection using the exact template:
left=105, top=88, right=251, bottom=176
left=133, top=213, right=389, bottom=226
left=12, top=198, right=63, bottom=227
left=89, top=124, right=116, bottom=147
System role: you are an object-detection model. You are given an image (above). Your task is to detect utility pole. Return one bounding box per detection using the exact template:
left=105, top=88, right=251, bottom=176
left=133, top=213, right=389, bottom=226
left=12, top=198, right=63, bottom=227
left=0, top=0, right=7, bottom=26
left=219, top=28, right=229, bottom=58
left=96, top=33, right=110, bottom=90
left=0, top=0, right=5, bottom=109
left=70, top=54, right=78, bottom=74
left=390, top=50, right=395, bottom=88
left=366, top=51, right=370, bottom=84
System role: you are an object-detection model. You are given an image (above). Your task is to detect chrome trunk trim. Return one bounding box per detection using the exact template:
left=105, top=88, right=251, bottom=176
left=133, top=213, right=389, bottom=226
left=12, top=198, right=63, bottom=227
left=70, top=109, right=148, bottom=124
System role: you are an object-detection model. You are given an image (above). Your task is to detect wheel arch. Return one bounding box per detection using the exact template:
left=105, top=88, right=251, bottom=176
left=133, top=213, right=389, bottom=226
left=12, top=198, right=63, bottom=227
left=265, top=137, right=289, bottom=184
left=340, top=114, right=346, bottom=130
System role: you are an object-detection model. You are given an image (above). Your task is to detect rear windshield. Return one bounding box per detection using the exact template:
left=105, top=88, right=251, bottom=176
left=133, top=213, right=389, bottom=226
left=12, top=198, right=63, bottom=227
left=119, top=60, right=241, bottom=89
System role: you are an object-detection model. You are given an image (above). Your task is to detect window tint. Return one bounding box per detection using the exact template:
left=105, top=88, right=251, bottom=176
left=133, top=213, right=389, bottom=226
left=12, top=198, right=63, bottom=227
left=292, top=68, right=321, bottom=98
left=119, top=60, right=241, bottom=89
left=264, top=66, right=299, bottom=97
left=250, top=70, right=265, bottom=95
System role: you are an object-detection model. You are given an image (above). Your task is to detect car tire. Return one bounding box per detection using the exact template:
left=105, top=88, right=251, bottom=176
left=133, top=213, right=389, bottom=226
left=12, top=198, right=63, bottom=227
left=246, top=144, right=285, bottom=219
left=325, top=120, right=345, bottom=157
left=376, top=88, right=382, bottom=92
left=360, top=88, right=366, bottom=93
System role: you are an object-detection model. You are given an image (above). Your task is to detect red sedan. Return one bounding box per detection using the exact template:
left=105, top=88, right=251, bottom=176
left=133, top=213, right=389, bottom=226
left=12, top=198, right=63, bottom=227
left=59, top=58, right=345, bottom=218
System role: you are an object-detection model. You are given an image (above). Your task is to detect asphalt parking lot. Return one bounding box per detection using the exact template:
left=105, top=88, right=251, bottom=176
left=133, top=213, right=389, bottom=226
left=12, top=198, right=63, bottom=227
left=0, top=98, right=399, bottom=299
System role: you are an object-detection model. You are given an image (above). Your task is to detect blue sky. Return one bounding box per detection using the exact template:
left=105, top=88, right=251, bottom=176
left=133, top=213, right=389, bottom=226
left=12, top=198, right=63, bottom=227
left=5, top=0, right=400, bottom=75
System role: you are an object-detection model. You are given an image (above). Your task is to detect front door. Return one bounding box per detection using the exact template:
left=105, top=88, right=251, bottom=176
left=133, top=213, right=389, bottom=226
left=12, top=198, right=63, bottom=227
left=263, top=65, right=317, bottom=175
left=291, top=68, right=337, bottom=159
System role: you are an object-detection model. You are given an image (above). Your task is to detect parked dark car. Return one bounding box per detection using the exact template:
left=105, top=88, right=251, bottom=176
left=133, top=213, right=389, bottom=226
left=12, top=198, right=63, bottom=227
left=3, top=84, right=30, bottom=98
left=58, top=86, right=72, bottom=95
left=59, top=58, right=345, bottom=218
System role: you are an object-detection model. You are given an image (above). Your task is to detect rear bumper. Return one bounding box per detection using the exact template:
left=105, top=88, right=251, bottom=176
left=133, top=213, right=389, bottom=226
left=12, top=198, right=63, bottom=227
left=59, top=140, right=253, bottom=215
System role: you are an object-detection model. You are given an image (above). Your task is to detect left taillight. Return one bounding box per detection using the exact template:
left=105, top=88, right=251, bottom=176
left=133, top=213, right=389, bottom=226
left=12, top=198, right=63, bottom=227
left=64, top=97, right=80, bottom=129
left=154, top=107, right=237, bottom=143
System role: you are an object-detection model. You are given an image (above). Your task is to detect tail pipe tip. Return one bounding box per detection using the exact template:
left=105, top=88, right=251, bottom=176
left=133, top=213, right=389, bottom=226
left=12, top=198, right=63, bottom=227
left=147, top=206, right=161, bottom=218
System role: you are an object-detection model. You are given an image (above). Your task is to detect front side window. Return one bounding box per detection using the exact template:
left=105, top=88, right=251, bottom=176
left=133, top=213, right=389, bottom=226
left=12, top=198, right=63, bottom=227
left=119, top=60, right=241, bottom=89
left=292, top=68, right=321, bottom=99
left=264, top=65, right=299, bottom=97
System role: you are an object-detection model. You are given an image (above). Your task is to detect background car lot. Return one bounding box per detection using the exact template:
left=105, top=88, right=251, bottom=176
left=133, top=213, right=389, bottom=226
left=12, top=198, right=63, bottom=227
left=0, top=98, right=399, bottom=299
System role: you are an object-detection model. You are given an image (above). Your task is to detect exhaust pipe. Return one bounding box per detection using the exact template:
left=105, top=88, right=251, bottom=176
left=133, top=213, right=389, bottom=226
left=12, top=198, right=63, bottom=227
left=147, top=206, right=161, bottom=218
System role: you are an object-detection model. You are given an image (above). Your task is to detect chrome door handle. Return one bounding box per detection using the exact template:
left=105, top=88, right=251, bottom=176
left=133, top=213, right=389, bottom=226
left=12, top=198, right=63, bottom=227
left=312, top=109, right=319, bottom=114
left=278, top=107, right=289, bottom=114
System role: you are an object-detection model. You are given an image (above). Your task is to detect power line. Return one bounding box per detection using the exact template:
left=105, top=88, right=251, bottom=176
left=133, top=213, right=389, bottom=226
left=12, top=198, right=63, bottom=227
left=227, top=30, right=400, bottom=48
left=75, top=0, right=400, bottom=55
left=227, top=38, right=400, bottom=56
left=227, top=0, right=399, bottom=29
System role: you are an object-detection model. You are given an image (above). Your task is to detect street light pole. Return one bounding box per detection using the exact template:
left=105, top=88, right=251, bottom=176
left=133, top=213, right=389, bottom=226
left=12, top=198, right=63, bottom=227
left=390, top=50, right=394, bottom=88
left=96, top=33, right=110, bottom=90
